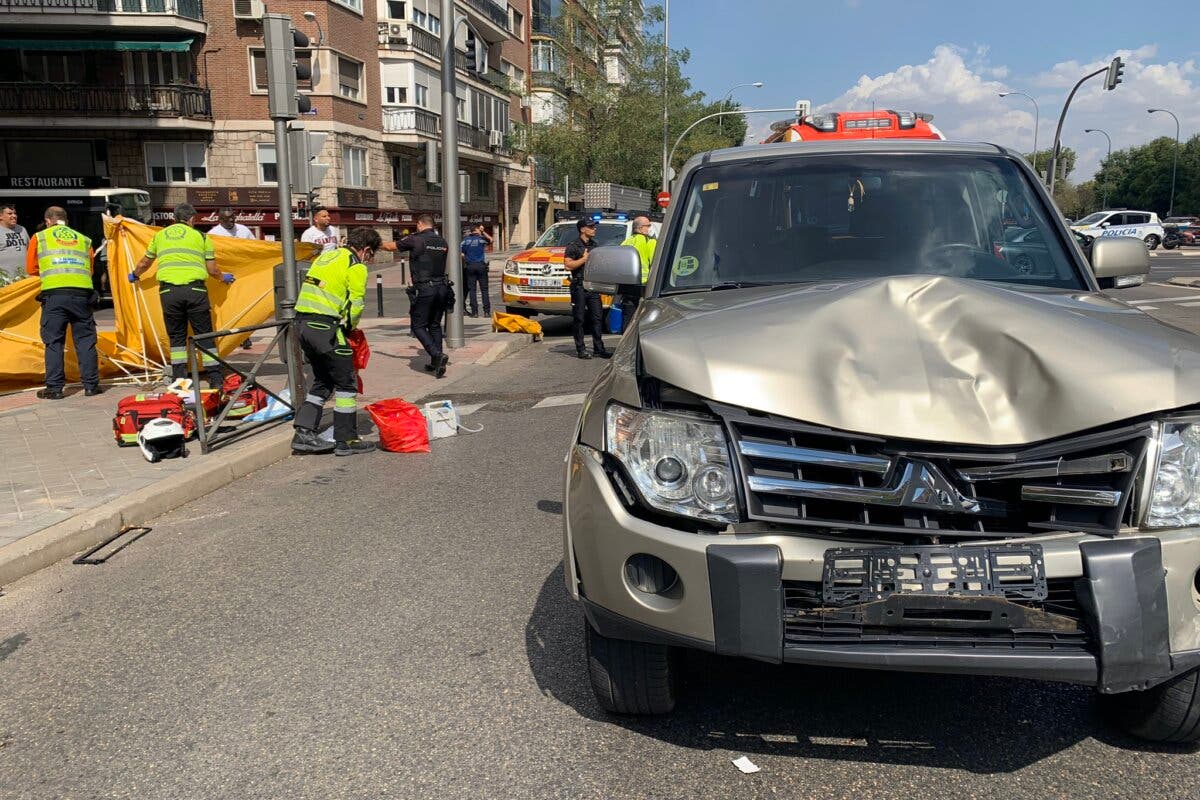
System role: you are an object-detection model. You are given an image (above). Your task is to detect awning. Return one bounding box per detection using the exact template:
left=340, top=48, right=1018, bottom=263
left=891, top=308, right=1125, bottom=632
left=0, top=39, right=193, bottom=52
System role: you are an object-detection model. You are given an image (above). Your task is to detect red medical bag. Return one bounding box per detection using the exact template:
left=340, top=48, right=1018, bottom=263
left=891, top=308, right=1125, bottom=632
left=112, top=393, right=197, bottom=447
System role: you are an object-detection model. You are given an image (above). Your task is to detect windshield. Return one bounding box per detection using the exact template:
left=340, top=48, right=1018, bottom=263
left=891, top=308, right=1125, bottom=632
left=534, top=222, right=627, bottom=248
left=662, top=153, right=1085, bottom=293
left=1075, top=212, right=1107, bottom=226
left=107, top=191, right=152, bottom=223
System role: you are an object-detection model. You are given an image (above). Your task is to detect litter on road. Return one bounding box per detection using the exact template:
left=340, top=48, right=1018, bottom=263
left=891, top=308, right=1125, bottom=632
left=731, top=756, right=760, bottom=774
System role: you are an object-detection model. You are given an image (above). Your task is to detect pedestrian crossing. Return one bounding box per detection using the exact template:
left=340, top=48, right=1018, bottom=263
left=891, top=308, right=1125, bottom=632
left=425, top=392, right=587, bottom=418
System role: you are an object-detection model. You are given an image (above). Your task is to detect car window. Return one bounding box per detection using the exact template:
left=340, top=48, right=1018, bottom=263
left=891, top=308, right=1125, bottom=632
left=533, top=222, right=628, bottom=247
left=660, top=153, right=1085, bottom=293
left=1076, top=212, right=1107, bottom=226
left=1127, top=213, right=1150, bottom=225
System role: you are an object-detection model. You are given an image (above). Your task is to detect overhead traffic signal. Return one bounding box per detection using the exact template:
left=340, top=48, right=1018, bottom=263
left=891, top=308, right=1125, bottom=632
left=464, top=24, right=487, bottom=74
left=287, top=128, right=329, bottom=198
left=1105, top=56, right=1125, bottom=91
left=263, top=14, right=312, bottom=119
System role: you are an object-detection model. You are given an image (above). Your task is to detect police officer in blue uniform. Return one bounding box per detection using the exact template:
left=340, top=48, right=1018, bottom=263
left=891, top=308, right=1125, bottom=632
left=398, top=214, right=452, bottom=377
left=460, top=224, right=492, bottom=317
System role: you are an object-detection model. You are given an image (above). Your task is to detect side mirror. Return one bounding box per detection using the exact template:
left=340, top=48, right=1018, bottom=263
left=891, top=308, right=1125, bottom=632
left=584, top=245, right=641, bottom=295
left=1091, top=236, right=1149, bottom=289
left=524, top=240, right=536, bottom=250
left=1100, top=222, right=1111, bottom=229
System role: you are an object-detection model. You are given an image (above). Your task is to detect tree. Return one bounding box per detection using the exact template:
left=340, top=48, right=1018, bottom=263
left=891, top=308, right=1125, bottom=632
left=1024, top=147, right=1075, bottom=184
left=1095, top=135, right=1199, bottom=216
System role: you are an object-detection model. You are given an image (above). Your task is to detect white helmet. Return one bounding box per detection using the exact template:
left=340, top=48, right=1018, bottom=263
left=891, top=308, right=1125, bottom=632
left=137, top=417, right=188, bottom=463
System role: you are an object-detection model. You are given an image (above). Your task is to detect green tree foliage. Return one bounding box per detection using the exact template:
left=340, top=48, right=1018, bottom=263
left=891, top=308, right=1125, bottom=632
left=1023, top=147, right=1075, bottom=183
left=527, top=11, right=746, bottom=193
left=1095, top=135, right=1199, bottom=216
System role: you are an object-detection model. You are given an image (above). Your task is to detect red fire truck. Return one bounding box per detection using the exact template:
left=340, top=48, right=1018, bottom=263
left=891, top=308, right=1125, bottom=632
left=763, top=109, right=945, bottom=143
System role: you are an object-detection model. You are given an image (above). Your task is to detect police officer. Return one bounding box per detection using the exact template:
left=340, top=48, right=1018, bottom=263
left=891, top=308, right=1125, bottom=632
left=130, top=203, right=233, bottom=388
left=564, top=218, right=608, bottom=359
left=460, top=223, right=492, bottom=317
left=290, top=226, right=381, bottom=457
left=618, top=215, right=656, bottom=324
left=24, top=206, right=102, bottom=399
left=398, top=214, right=452, bottom=377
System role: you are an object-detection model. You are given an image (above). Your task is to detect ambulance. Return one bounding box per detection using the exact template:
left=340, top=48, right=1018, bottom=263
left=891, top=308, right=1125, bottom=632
left=763, top=109, right=946, bottom=143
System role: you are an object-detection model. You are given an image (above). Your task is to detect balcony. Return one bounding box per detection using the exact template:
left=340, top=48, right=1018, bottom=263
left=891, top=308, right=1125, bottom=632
left=0, top=83, right=212, bottom=125
left=531, top=70, right=569, bottom=95
left=379, top=23, right=516, bottom=96
left=1, top=0, right=206, bottom=33
left=382, top=106, right=511, bottom=160
left=457, top=0, right=509, bottom=40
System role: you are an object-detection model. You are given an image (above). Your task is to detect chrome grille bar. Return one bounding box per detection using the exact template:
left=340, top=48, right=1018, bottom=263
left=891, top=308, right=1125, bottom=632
left=737, top=441, right=891, bottom=474
left=1020, top=486, right=1123, bottom=507
left=958, top=452, right=1133, bottom=482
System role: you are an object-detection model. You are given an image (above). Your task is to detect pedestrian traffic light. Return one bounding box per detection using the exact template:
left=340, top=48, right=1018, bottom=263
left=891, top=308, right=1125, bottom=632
left=1105, top=56, right=1125, bottom=91
left=263, top=13, right=312, bottom=119
left=287, top=128, right=329, bottom=196
left=464, top=25, right=487, bottom=74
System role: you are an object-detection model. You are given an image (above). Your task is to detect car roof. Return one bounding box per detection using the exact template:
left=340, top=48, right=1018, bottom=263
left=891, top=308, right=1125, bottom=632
left=682, top=139, right=1012, bottom=174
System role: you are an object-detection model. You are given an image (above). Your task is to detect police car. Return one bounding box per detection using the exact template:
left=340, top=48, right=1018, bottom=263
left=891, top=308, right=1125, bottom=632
left=1071, top=210, right=1166, bottom=250
left=501, top=211, right=661, bottom=317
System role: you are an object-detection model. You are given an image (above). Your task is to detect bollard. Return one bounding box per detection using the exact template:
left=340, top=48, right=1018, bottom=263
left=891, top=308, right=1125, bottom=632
left=376, top=274, right=384, bottom=317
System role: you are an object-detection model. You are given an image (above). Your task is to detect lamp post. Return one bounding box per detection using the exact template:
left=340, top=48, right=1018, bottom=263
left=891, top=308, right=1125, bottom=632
left=660, top=0, right=670, bottom=192
left=1084, top=128, right=1112, bottom=210
left=718, top=81, right=763, bottom=135
left=668, top=107, right=804, bottom=178
left=1147, top=108, right=1180, bottom=218
left=999, top=91, right=1040, bottom=182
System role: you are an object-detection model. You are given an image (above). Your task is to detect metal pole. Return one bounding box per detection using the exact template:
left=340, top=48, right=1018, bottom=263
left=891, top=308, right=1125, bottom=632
left=272, top=115, right=304, bottom=402
left=1047, top=66, right=1107, bottom=195
left=660, top=0, right=669, bottom=192
left=1000, top=92, right=1041, bottom=182
left=668, top=107, right=801, bottom=178
left=1149, top=109, right=1180, bottom=218
left=441, top=0, right=463, bottom=349
left=1085, top=128, right=1111, bottom=209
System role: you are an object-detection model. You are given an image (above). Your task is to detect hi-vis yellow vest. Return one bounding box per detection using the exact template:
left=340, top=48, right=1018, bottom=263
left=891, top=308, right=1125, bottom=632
left=620, top=233, right=656, bottom=284
left=296, top=247, right=367, bottom=327
left=36, top=225, right=92, bottom=291
left=147, top=223, right=213, bottom=285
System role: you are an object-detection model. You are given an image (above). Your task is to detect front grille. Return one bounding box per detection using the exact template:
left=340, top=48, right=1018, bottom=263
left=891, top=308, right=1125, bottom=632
left=509, top=283, right=570, bottom=296
left=516, top=263, right=569, bottom=278
left=782, top=579, right=1091, bottom=650
left=715, top=403, right=1150, bottom=540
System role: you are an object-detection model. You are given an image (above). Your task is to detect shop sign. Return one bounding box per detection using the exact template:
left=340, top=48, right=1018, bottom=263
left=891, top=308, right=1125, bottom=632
left=337, top=188, right=379, bottom=208
left=186, top=187, right=279, bottom=208
left=0, top=176, right=109, bottom=189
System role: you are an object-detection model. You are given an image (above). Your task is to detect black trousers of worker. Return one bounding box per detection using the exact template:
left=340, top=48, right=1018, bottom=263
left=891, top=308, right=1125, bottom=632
left=410, top=280, right=450, bottom=361
left=39, top=289, right=99, bottom=391
left=294, top=314, right=359, bottom=443
left=464, top=262, right=491, bottom=316
left=160, top=280, right=221, bottom=385
left=619, top=293, right=641, bottom=332
left=570, top=278, right=605, bottom=353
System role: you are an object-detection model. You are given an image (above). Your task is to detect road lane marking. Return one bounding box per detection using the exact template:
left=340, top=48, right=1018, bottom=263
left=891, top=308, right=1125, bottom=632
left=532, top=393, right=587, bottom=409
left=456, top=403, right=485, bottom=417
left=1139, top=305, right=1160, bottom=310
left=1179, top=301, right=1200, bottom=308
left=1128, top=294, right=1200, bottom=305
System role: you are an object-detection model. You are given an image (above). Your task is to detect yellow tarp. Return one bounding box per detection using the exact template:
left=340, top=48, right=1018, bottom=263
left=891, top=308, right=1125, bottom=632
left=0, top=217, right=317, bottom=393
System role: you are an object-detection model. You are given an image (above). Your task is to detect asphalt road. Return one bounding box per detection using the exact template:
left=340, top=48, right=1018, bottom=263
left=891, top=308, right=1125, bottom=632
left=4, top=312, right=1200, bottom=799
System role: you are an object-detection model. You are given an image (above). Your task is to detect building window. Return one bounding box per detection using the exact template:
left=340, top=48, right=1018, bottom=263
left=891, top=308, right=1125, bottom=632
left=392, top=156, right=412, bottom=192
left=257, top=143, right=277, bottom=185
left=475, top=171, right=491, bottom=198
left=251, top=49, right=311, bottom=91
left=413, top=8, right=439, bottom=33
left=504, top=61, right=526, bottom=86
left=385, top=86, right=407, bottom=105
left=414, top=83, right=429, bottom=108
left=124, top=51, right=189, bottom=85
left=338, top=57, right=363, bottom=100
left=509, top=7, right=524, bottom=38
left=342, top=145, right=367, bottom=187
left=456, top=88, right=467, bottom=122
left=23, top=51, right=86, bottom=83
left=145, top=142, right=207, bottom=185
left=332, top=0, right=362, bottom=12
left=531, top=0, right=560, bottom=34
left=428, top=14, right=440, bottom=34
left=532, top=41, right=561, bottom=73
left=386, top=0, right=405, bottom=19
left=458, top=171, right=469, bottom=203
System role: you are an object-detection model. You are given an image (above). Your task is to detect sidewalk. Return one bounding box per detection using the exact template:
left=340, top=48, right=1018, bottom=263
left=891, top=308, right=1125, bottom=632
left=0, top=308, right=536, bottom=581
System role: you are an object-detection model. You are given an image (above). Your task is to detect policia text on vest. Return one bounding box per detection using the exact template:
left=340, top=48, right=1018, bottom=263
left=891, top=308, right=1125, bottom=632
left=290, top=226, right=383, bottom=457
left=24, top=207, right=102, bottom=400
left=130, top=203, right=236, bottom=389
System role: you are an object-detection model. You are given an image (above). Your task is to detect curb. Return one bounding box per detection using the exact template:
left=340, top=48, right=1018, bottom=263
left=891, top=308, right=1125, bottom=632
left=1167, top=277, right=1200, bottom=288
left=0, top=331, right=538, bottom=588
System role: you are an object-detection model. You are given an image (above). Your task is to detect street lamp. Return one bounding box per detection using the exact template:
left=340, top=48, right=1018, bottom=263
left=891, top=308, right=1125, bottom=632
left=1084, top=128, right=1112, bottom=210
left=999, top=91, right=1040, bottom=182
left=302, top=11, right=325, bottom=44
left=1147, top=108, right=1180, bottom=218
left=660, top=0, right=670, bottom=192
left=719, top=81, right=763, bottom=134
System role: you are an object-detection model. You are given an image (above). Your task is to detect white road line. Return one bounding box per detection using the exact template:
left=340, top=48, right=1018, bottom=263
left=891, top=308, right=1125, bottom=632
left=1128, top=295, right=1200, bottom=305
left=455, top=403, right=485, bottom=417
left=532, top=393, right=587, bottom=409
left=1139, top=305, right=1160, bottom=310
left=1179, top=301, right=1200, bottom=308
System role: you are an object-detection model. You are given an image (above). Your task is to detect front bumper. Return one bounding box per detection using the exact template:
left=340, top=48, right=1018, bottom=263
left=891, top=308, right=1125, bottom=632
left=501, top=274, right=613, bottom=315
left=565, top=444, right=1200, bottom=693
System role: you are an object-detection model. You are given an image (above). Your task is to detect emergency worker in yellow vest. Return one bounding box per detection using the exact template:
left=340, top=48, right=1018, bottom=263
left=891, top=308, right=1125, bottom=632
left=129, top=203, right=233, bottom=388
left=618, top=215, right=657, bottom=326
left=23, top=206, right=102, bottom=399
left=290, top=226, right=382, bottom=457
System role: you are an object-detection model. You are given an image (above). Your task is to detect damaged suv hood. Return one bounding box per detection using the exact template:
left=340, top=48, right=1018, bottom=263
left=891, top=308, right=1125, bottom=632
left=638, top=275, right=1200, bottom=446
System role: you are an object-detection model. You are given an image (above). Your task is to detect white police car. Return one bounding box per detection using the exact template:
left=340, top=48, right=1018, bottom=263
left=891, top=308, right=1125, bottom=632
left=1071, top=210, right=1165, bottom=250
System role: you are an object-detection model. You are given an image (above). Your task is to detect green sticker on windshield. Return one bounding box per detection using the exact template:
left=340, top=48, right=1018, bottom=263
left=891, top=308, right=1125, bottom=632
left=672, top=256, right=699, bottom=277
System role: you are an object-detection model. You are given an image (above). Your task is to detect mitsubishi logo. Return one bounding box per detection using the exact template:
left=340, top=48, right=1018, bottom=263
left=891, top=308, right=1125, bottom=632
left=897, top=461, right=984, bottom=514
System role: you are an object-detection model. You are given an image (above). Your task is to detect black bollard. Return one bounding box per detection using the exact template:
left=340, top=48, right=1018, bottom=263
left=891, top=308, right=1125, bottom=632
left=376, top=274, right=384, bottom=317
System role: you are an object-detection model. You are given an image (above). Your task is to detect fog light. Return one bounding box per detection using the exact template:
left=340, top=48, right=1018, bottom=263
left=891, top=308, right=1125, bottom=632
left=624, top=553, right=678, bottom=595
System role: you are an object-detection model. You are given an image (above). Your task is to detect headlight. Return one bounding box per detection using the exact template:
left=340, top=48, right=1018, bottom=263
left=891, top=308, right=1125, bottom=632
left=1145, top=421, right=1200, bottom=528
left=605, top=404, right=738, bottom=524
left=504, top=259, right=518, bottom=276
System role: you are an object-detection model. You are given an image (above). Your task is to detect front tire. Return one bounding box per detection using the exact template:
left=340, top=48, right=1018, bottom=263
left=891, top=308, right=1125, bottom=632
left=585, top=620, right=676, bottom=715
left=1100, top=667, right=1200, bottom=743
left=504, top=305, right=534, bottom=318
left=1164, top=237, right=1179, bottom=250
left=1145, top=234, right=1161, bottom=250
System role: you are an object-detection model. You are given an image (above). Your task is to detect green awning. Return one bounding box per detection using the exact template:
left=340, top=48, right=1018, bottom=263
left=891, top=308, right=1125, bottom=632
left=0, top=39, right=193, bottom=52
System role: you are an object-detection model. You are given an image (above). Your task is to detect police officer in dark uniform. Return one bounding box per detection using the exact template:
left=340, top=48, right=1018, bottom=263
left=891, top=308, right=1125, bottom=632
left=398, top=214, right=452, bottom=377
left=564, top=218, right=608, bottom=359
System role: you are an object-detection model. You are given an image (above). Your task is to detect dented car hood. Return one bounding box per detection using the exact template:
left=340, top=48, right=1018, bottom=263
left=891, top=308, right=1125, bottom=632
left=637, top=275, right=1200, bottom=447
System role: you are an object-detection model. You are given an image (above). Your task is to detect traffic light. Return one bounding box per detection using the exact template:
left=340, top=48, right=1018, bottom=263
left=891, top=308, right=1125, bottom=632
left=1105, top=56, right=1125, bottom=91
left=263, top=13, right=312, bottom=119
left=464, top=24, right=487, bottom=74
left=425, top=140, right=439, bottom=185
left=287, top=128, right=329, bottom=197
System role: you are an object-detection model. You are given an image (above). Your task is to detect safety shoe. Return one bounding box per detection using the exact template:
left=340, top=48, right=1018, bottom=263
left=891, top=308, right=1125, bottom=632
left=335, top=439, right=376, bottom=457
left=84, top=385, right=105, bottom=397
left=424, top=355, right=451, bottom=372
left=576, top=350, right=592, bottom=360
left=593, top=348, right=612, bottom=359
left=291, top=428, right=335, bottom=455
left=434, top=353, right=450, bottom=379
left=36, top=388, right=65, bottom=400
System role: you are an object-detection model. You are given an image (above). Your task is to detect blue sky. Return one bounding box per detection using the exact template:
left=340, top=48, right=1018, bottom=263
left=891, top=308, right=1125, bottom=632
left=659, top=0, right=1199, bottom=178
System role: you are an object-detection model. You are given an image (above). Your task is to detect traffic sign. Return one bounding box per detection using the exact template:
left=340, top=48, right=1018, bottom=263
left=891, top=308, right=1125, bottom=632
left=656, top=191, right=671, bottom=208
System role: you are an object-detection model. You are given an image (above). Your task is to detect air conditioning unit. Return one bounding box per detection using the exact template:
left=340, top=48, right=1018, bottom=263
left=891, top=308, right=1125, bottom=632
left=377, top=21, right=407, bottom=44
left=488, top=129, right=504, bottom=149
left=232, top=0, right=264, bottom=20
left=390, top=23, right=404, bottom=36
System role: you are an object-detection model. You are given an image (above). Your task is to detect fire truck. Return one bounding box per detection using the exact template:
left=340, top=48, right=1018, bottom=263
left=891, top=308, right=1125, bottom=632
left=763, top=108, right=945, bottom=143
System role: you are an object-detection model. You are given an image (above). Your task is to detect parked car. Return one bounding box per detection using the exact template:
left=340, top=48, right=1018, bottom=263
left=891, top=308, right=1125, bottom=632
left=564, top=139, right=1200, bottom=744
left=1071, top=210, right=1165, bottom=250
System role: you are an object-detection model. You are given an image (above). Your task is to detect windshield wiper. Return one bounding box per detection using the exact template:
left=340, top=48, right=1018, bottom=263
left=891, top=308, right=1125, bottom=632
left=664, top=281, right=772, bottom=296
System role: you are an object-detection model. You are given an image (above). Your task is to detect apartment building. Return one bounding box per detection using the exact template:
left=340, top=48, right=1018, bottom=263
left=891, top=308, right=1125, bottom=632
left=0, top=0, right=531, bottom=248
